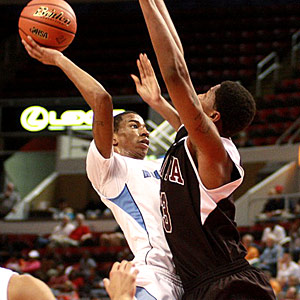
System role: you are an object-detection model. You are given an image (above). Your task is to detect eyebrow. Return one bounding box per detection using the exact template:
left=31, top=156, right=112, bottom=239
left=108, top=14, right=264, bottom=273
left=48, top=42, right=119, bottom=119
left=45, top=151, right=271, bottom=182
left=128, top=120, right=146, bottom=127
left=128, top=120, right=140, bottom=124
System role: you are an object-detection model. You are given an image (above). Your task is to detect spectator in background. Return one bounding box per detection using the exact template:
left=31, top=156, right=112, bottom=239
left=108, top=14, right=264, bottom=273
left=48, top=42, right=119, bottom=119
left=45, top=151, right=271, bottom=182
left=67, top=213, right=93, bottom=246
left=258, top=233, right=283, bottom=277
left=283, top=286, right=298, bottom=300
left=79, top=267, right=106, bottom=299
left=48, top=215, right=76, bottom=247
left=277, top=252, right=300, bottom=288
left=261, top=221, right=287, bottom=245
left=56, top=280, right=79, bottom=300
left=280, top=275, right=300, bottom=299
left=48, top=264, right=69, bottom=292
left=19, top=250, right=41, bottom=276
left=242, top=234, right=260, bottom=265
left=46, top=213, right=93, bottom=247
left=36, top=215, right=76, bottom=248
left=0, top=182, right=21, bottom=218
left=34, top=250, right=62, bottom=283
left=4, top=254, right=21, bottom=272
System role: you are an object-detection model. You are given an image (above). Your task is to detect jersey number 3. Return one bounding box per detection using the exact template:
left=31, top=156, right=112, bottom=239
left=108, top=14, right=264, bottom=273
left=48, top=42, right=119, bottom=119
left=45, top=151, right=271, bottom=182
left=160, top=192, right=172, bottom=233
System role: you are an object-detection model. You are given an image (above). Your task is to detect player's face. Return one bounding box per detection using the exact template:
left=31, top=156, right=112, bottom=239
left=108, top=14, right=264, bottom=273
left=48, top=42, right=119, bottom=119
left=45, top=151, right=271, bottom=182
left=114, top=113, right=149, bottom=160
left=197, top=84, right=220, bottom=117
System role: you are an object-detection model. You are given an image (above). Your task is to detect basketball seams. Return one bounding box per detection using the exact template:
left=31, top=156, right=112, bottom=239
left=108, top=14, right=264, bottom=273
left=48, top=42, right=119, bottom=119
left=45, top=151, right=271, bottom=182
left=19, top=15, right=76, bottom=35
left=26, top=2, right=76, bottom=19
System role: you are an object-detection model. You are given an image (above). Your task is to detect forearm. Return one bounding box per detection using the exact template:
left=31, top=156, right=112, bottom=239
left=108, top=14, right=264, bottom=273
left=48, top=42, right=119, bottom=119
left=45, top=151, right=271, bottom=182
left=55, top=55, right=114, bottom=157
left=139, top=0, right=191, bottom=117
left=154, top=0, right=183, bottom=54
left=139, top=0, right=183, bottom=77
left=55, top=55, right=111, bottom=111
left=151, top=95, right=181, bottom=131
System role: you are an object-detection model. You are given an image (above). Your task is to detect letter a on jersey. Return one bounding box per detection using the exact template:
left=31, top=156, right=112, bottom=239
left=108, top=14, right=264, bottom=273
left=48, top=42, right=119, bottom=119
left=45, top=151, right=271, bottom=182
left=169, top=156, right=184, bottom=185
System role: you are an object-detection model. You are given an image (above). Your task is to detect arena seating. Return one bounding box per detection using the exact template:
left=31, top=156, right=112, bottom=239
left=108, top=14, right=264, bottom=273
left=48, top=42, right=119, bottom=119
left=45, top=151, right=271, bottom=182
left=246, top=73, right=300, bottom=146
left=1, top=2, right=300, bottom=100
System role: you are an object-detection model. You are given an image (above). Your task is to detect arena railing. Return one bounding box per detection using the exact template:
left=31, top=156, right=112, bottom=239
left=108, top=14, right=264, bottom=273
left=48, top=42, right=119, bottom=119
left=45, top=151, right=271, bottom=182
left=256, top=51, right=280, bottom=97
left=291, top=30, right=300, bottom=69
left=275, top=116, right=300, bottom=145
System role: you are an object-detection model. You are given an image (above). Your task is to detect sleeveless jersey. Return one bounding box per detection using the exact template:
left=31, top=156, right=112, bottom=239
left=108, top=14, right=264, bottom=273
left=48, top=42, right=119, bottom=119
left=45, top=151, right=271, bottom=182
left=0, top=267, right=17, bottom=300
left=86, top=140, right=183, bottom=299
left=160, top=126, right=247, bottom=289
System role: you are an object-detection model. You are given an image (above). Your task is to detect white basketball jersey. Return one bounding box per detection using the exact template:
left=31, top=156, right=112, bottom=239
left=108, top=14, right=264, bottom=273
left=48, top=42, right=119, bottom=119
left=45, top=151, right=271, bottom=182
left=86, top=141, right=183, bottom=299
left=0, top=267, right=17, bottom=300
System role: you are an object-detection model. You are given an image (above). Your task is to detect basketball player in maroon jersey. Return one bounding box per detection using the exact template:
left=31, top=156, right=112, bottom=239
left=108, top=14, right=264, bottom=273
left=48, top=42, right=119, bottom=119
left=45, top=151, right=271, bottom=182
left=138, top=0, right=276, bottom=299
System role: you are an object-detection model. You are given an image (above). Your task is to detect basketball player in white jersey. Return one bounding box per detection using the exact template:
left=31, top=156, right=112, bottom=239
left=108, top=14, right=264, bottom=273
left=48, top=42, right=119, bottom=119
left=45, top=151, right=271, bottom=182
left=0, top=267, right=56, bottom=300
left=22, top=32, right=183, bottom=298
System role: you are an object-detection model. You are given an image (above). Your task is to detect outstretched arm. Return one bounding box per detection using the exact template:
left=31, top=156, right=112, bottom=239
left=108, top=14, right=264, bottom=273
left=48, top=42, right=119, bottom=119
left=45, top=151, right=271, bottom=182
left=138, top=0, right=230, bottom=188
left=131, top=53, right=181, bottom=131
left=153, top=0, right=183, bottom=55
left=22, top=37, right=113, bottom=158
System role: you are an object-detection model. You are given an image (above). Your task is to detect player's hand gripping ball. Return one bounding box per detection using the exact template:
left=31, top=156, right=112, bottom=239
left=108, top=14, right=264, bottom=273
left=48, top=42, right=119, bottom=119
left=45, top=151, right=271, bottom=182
left=18, top=0, right=77, bottom=51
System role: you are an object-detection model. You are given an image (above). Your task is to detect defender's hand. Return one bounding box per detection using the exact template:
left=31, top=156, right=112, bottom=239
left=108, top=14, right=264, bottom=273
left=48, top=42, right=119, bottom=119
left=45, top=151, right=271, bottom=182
left=131, top=53, right=162, bottom=107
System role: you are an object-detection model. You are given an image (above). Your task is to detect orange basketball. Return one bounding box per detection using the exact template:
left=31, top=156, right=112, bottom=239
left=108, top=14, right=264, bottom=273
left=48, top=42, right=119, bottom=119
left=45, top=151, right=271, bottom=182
left=18, top=0, right=77, bottom=51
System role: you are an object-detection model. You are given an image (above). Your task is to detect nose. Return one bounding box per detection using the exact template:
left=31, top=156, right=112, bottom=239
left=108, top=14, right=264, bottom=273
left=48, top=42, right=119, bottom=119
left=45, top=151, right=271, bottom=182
left=140, top=126, right=149, bottom=137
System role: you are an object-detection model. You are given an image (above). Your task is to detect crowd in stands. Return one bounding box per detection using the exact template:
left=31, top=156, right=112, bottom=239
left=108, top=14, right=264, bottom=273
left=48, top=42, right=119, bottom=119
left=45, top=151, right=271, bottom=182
left=0, top=204, right=128, bottom=300
left=2, top=202, right=300, bottom=299
left=1, top=181, right=300, bottom=299
left=239, top=184, right=300, bottom=300
left=242, top=218, right=300, bottom=300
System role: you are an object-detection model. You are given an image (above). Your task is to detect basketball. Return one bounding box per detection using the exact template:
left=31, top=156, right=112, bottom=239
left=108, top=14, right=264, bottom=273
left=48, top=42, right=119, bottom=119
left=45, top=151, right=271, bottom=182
left=18, top=0, right=77, bottom=51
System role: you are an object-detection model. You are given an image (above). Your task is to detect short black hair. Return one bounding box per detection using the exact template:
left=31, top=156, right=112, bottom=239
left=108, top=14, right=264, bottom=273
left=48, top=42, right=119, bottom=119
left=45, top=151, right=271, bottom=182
left=113, top=111, right=139, bottom=133
left=215, top=81, right=256, bottom=137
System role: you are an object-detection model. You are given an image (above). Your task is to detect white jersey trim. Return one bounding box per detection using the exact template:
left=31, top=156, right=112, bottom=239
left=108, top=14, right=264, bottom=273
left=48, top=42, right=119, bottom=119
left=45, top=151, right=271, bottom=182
left=183, top=137, right=244, bottom=225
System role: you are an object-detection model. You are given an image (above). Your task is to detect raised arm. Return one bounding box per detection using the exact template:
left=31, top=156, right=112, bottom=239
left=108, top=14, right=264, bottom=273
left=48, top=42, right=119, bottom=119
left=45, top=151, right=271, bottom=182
left=131, top=53, right=181, bottom=131
left=153, top=0, right=183, bottom=55
left=22, top=37, right=113, bottom=158
left=138, top=0, right=231, bottom=188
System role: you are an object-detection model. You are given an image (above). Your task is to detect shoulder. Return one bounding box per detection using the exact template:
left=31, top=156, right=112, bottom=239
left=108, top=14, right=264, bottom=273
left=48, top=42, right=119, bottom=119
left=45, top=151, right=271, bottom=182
left=10, top=274, right=56, bottom=300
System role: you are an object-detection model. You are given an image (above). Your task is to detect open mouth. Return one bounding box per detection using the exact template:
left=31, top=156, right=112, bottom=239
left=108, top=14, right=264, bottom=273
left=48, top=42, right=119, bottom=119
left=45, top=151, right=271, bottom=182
left=140, top=139, right=149, bottom=147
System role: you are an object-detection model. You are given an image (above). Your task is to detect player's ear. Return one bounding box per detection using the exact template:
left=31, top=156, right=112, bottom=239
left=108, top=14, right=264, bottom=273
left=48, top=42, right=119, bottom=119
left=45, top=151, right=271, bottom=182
left=113, top=134, right=118, bottom=146
left=210, top=110, right=221, bottom=123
